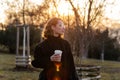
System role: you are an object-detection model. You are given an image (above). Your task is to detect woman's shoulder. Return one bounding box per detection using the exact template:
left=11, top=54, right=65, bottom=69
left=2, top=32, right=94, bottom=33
left=61, top=38, right=70, bottom=46
left=36, top=39, right=48, bottom=48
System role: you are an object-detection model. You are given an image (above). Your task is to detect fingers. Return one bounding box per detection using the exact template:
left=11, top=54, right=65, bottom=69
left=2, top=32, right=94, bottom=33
left=50, top=54, right=61, bottom=62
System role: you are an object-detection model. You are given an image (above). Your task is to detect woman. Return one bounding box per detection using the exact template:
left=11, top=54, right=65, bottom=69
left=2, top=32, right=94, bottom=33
left=31, top=17, right=79, bottom=80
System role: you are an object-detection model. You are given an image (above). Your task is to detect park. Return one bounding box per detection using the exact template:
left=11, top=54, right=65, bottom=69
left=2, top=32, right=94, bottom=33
left=0, top=0, right=120, bottom=80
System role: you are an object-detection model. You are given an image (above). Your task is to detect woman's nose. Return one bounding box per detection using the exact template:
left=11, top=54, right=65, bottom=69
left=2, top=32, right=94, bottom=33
left=62, top=25, right=65, bottom=29
left=62, top=26, right=65, bottom=32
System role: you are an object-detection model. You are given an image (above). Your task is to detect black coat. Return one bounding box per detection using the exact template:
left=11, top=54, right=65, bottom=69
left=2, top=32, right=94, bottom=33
left=32, top=36, right=78, bottom=80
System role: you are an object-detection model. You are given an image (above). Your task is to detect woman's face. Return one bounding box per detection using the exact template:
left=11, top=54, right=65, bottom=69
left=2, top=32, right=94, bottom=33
left=52, top=20, right=65, bottom=36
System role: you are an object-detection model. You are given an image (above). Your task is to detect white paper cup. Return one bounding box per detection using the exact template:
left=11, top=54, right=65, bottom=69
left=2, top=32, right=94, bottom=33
left=54, top=50, right=62, bottom=62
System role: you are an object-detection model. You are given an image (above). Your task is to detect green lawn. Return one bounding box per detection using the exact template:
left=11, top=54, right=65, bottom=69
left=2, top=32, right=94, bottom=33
left=0, top=53, right=120, bottom=80
left=0, top=53, right=40, bottom=80
left=74, top=57, right=120, bottom=80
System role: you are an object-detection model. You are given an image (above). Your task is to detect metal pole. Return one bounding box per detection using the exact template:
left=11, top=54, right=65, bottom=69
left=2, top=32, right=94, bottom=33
left=27, top=26, right=30, bottom=56
left=27, top=26, right=31, bottom=65
left=23, top=0, right=26, bottom=57
left=16, top=27, right=19, bottom=56
left=23, top=26, right=26, bottom=57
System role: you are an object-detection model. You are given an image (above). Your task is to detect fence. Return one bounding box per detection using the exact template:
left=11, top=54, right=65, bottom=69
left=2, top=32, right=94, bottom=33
left=76, top=65, right=101, bottom=80
left=15, top=55, right=31, bottom=67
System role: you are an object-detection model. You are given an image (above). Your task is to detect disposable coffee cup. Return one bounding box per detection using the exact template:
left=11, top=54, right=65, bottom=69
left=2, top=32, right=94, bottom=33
left=54, top=50, right=62, bottom=62
left=54, top=50, right=62, bottom=71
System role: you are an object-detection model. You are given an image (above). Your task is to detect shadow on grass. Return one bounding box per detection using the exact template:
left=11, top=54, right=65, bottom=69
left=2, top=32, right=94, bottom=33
left=0, top=75, right=5, bottom=78
left=1, top=65, right=41, bottom=73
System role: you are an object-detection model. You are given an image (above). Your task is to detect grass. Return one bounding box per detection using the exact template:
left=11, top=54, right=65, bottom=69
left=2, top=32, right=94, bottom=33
left=0, top=53, right=39, bottom=80
left=74, top=57, right=120, bottom=80
left=0, top=53, right=120, bottom=80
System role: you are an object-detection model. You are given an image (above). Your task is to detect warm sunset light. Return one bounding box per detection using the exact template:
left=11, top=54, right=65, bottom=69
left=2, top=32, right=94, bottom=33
left=0, top=0, right=120, bottom=24
left=104, top=0, right=120, bottom=21
left=29, top=0, right=43, bottom=5
left=57, top=1, right=73, bottom=16
left=0, top=10, right=6, bottom=24
left=0, top=1, right=120, bottom=80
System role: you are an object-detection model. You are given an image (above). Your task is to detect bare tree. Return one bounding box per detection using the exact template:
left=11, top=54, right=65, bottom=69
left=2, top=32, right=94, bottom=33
left=67, top=0, right=107, bottom=59
left=3, top=0, right=49, bottom=25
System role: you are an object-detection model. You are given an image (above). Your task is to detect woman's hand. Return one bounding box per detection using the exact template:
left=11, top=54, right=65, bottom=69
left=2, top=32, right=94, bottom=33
left=50, top=54, right=61, bottom=62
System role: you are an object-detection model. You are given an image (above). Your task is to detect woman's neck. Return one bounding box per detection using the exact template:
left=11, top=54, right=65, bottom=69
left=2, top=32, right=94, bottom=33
left=53, top=33, right=59, bottom=37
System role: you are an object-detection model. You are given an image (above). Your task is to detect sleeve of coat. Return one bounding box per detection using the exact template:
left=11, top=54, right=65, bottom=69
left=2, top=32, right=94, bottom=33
left=66, top=42, right=79, bottom=80
left=31, top=44, right=53, bottom=68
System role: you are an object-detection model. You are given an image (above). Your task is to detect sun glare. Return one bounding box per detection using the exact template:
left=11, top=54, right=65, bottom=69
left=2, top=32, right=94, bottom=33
left=0, top=6, right=7, bottom=24
left=0, top=0, right=120, bottom=24
left=57, top=1, right=73, bottom=16
left=29, top=0, right=43, bottom=5
left=105, top=0, right=120, bottom=21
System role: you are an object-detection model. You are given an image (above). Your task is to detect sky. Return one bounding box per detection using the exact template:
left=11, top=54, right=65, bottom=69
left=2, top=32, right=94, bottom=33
left=0, top=0, right=120, bottom=24
left=104, top=0, right=120, bottom=21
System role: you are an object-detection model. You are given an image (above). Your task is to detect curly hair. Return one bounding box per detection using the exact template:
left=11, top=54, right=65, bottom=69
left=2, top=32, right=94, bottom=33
left=42, top=17, right=63, bottom=39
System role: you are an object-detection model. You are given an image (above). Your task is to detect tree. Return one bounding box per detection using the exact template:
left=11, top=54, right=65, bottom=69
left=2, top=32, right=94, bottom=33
left=66, top=0, right=109, bottom=59
left=3, top=0, right=49, bottom=26
left=3, top=26, right=17, bottom=53
left=88, top=28, right=120, bottom=61
left=109, top=27, right=120, bottom=49
left=0, top=24, right=41, bottom=54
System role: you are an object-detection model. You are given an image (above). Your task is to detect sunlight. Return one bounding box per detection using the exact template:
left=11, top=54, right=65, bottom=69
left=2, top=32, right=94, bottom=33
left=57, top=1, right=73, bottom=16
left=0, top=6, right=7, bottom=24
left=0, top=0, right=120, bottom=24
left=29, top=0, right=43, bottom=5
left=105, top=0, right=120, bottom=20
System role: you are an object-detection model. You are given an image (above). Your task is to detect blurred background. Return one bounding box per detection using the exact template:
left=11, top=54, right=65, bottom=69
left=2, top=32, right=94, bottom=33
left=0, top=0, right=120, bottom=80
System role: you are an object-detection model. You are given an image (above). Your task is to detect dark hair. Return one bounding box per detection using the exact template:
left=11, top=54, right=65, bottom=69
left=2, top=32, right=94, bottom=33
left=42, top=17, right=63, bottom=39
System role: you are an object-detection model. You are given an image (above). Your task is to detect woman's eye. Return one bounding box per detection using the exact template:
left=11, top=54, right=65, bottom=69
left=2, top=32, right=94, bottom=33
left=59, top=24, right=62, bottom=27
